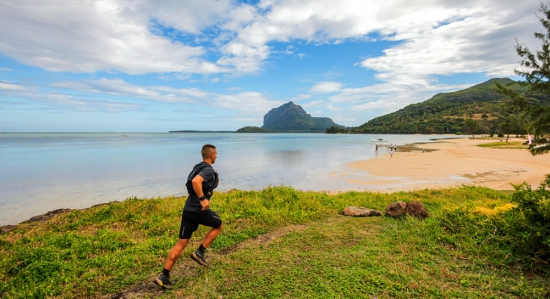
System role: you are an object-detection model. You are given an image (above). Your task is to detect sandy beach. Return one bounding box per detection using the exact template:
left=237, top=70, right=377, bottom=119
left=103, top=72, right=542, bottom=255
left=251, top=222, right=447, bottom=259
left=345, top=137, right=550, bottom=192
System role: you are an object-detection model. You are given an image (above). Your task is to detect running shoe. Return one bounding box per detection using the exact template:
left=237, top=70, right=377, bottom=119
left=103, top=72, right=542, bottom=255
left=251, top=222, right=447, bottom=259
left=191, top=250, right=209, bottom=267
left=154, top=273, right=172, bottom=288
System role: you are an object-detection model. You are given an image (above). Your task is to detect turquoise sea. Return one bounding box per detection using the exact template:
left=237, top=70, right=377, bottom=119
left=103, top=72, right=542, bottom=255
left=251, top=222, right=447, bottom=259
left=0, top=132, right=458, bottom=226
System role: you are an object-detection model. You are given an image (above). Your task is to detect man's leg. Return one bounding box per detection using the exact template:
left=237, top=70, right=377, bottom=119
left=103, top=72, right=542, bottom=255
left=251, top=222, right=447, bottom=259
left=155, top=239, right=189, bottom=288
left=164, top=238, right=190, bottom=270
left=191, top=223, right=223, bottom=267
left=202, top=223, right=223, bottom=248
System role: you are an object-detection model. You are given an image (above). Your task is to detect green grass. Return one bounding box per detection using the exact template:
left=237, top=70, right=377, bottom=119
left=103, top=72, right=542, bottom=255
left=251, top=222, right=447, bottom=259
left=0, top=187, right=548, bottom=298
left=477, top=141, right=528, bottom=149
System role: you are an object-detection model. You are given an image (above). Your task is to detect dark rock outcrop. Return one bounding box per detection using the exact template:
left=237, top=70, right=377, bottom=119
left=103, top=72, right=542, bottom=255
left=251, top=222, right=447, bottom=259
left=385, top=201, right=407, bottom=218
left=405, top=201, right=428, bottom=219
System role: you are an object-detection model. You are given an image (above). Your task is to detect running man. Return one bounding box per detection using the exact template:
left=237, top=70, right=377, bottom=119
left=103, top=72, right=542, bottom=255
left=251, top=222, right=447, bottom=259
left=155, top=144, right=222, bottom=288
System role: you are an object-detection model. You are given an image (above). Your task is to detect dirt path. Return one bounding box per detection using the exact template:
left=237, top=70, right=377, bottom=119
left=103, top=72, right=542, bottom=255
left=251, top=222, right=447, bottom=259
left=105, top=219, right=335, bottom=298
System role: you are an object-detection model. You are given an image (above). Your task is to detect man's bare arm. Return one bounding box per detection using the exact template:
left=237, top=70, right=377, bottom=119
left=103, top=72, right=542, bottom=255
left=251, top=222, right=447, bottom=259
left=192, top=175, right=210, bottom=210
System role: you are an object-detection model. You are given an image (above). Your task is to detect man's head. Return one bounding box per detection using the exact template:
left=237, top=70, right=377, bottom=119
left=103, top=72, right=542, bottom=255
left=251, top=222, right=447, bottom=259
left=201, top=144, right=217, bottom=164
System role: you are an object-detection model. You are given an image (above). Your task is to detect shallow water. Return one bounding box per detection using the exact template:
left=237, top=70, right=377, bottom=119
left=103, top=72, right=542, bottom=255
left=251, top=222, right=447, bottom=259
left=0, top=132, right=458, bottom=225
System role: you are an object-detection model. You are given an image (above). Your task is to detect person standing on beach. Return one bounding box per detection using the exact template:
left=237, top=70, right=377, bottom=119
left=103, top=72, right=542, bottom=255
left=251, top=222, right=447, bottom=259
left=375, top=144, right=378, bottom=153
left=389, top=149, right=393, bottom=158
left=155, top=144, right=222, bottom=288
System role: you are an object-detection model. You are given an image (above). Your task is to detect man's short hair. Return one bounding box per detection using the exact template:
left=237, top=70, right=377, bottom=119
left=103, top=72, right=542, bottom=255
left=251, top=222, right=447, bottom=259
left=201, top=144, right=217, bottom=158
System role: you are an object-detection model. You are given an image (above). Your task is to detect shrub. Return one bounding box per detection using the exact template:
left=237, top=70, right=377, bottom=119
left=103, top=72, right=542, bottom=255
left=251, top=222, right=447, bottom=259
left=498, top=133, right=504, bottom=137
left=455, top=132, right=461, bottom=135
left=503, top=174, right=550, bottom=271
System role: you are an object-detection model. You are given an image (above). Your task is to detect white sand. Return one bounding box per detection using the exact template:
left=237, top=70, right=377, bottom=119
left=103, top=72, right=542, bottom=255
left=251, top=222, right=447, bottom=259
left=345, top=137, right=549, bottom=192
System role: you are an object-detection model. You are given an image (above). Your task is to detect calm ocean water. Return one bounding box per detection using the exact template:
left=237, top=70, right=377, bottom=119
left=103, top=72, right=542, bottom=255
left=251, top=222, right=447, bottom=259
left=0, top=132, right=457, bottom=226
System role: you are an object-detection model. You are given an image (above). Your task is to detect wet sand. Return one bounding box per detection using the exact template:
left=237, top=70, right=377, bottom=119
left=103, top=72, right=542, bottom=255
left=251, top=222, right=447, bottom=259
left=345, top=137, right=549, bottom=192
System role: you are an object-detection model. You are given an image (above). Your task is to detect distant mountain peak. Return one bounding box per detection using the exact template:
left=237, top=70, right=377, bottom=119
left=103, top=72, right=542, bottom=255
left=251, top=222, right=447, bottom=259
left=261, top=101, right=341, bottom=132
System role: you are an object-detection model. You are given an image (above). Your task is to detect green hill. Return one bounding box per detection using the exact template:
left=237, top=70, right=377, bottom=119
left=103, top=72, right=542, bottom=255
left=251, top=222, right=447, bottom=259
left=356, top=78, right=549, bottom=134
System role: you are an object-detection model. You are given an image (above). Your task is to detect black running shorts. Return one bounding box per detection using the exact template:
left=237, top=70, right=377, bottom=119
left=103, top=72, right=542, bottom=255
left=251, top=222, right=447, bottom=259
left=179, top=209, right=222, bottom=239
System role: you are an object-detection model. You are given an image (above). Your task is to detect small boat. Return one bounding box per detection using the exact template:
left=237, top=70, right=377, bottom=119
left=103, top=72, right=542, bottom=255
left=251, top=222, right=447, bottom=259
left=370, top=137, right=388, bottom=143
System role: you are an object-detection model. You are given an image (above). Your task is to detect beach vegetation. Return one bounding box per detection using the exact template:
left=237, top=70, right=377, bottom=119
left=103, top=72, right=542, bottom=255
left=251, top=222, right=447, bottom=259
left=504, top=174, right=550, bottom=267
left=477, top=141, right=529, bottom=149
left=1, top=186, right=549, bottom=298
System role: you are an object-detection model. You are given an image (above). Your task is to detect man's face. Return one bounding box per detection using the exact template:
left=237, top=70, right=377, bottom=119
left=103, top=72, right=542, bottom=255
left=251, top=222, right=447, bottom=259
left=210, top=149, right=218, bottom=164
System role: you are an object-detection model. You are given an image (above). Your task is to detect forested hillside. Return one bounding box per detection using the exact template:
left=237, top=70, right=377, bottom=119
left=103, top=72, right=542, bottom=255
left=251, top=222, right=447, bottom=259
left=330, top=78, right=549, bottom=135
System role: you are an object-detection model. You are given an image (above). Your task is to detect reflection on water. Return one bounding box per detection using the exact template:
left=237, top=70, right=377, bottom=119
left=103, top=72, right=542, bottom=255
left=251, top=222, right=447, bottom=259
left=267, top=150, right=304, bottom=167
left=0, top=132, right=461, bottom=225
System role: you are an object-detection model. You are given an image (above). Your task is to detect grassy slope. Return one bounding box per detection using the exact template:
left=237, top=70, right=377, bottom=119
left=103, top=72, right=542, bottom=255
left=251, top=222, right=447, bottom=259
left=1, top=187, right=549, bottom=298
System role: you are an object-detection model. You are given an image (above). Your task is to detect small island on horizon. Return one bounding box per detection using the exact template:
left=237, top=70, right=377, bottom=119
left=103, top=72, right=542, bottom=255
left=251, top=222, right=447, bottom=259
left=168, top=130, right=235, bottom=133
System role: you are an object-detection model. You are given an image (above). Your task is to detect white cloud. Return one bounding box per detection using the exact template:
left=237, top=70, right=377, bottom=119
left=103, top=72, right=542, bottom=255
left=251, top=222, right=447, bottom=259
left=52, top=78, right=283, bottom=115
left=301, top=100, right=325, bottom=109
left=286, top=94, right=311, bottom=102
left=0, top=0, right=540, bottom=81
left=0, top=0, right=226, bottom=74
left=360, top=9, right=539, bottom=83
left=145, top=0, right=234, bottom=34
left=213, top=0, right=539, bottom=77
left=41, top=94, right=141, bottom=112
left=310, top=81, right=343, bottom=93
left=215, top=92, right=284, bottom=114
left=0, top=81, right=25, bottom=91
left=220, top=3, right=258, bottom=32
left=308, top=110, right=323, bottom=116
left=53, top=79, right=159, bottom=98
left=0, top=81, right=142, bottom=112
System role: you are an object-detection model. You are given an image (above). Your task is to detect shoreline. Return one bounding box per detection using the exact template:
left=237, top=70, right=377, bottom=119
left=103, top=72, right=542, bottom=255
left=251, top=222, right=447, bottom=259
left=345, top=137, right=549, bottom=192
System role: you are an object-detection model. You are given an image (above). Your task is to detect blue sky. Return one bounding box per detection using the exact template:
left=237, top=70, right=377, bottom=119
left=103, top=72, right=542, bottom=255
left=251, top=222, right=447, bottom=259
left=0, top=0, right=542, bottom=132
